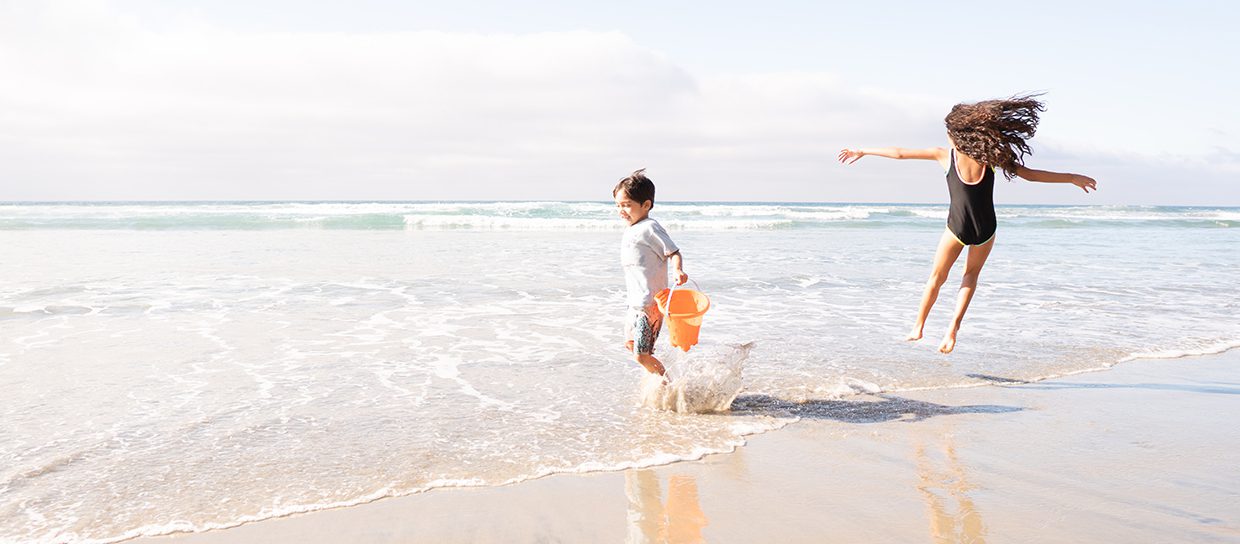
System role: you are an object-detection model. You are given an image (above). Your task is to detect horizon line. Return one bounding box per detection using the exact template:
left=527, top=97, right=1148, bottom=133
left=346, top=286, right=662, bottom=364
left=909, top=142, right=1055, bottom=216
left=0, top=199, right=1234, bottom=208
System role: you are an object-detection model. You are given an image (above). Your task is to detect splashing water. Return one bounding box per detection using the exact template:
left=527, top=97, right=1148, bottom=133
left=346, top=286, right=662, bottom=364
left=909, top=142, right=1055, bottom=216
left=641, top=342, right=753, bottom=413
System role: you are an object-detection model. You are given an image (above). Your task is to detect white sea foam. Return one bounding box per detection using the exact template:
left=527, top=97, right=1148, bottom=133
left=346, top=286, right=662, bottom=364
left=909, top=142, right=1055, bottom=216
left=402, top=214, right=618, bottom=230
left=400, top=214, right=797, bottom=230
left=1118, top=338, right=1240, bottom=363
left=1, top=201, right=1236, bottom=230
left=810, top=377, right=884, bottom=399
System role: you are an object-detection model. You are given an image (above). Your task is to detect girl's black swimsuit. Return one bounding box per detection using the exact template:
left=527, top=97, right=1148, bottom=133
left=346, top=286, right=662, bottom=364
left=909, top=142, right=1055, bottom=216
left=945, top=149, right=997, bottom=246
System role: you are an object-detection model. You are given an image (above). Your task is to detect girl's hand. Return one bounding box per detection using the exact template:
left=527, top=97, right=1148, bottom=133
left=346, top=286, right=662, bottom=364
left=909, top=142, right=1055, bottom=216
left=674, top=269, right=688, bottom=286
left=1072, top=174, right=1098, bottom=193
left=837, top=148, right=865, bottom=165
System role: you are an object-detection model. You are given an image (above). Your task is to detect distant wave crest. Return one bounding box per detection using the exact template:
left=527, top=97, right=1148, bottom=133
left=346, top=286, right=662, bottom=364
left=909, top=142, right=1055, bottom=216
left=0, top=202, right=1235, bottom=231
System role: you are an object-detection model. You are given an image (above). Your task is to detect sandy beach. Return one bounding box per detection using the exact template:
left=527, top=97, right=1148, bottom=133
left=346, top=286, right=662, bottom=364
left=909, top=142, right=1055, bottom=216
left=138, top=351, right=1240, bottom=543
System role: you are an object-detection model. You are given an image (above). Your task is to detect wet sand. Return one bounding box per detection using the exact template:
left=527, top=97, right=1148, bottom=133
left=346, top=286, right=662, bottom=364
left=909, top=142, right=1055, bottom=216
left=140, top=351, right=1240, bottom=543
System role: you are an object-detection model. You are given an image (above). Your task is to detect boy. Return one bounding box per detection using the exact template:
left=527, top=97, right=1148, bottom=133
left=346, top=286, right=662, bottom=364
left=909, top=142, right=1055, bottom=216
left=613, top=169, right=688, bottom=376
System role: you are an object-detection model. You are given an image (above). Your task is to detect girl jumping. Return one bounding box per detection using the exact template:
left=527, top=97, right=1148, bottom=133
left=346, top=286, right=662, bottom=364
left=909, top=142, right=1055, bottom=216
left=838, top=94, right=1097, bottom=353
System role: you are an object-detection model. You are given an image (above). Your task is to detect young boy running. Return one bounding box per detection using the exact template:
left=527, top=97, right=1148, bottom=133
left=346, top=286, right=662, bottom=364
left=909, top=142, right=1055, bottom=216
left=613, top=169, right=688, bottom=376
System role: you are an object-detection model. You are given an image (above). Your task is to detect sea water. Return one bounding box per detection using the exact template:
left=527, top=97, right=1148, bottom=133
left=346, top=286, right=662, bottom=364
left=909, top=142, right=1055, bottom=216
left=0, top=201, right=1236, bottom=543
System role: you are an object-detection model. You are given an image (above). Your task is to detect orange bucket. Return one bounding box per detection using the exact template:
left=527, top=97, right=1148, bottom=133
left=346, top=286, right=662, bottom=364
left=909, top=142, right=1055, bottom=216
left=654, top=282, right=711, bottom=352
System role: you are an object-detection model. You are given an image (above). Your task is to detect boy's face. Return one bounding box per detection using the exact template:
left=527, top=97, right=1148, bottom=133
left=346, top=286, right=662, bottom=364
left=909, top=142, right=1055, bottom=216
left=614, top=192, right=652, bottom=225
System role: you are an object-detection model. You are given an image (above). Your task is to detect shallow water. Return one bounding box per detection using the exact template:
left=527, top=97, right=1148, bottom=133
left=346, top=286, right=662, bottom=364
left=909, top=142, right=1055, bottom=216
left=0, top=202, right=1236, bottom=543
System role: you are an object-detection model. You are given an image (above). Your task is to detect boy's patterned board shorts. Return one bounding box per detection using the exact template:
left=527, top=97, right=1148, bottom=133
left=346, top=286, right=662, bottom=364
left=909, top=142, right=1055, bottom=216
left=625, top=307, right=663, bottom=355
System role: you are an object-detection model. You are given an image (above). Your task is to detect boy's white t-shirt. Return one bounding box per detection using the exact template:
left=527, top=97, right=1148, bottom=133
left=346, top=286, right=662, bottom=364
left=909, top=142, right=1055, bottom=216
left=620, top=217, right=679, bottom=311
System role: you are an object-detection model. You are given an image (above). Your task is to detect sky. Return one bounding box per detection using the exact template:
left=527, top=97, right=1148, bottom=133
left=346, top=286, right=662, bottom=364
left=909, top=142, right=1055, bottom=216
left=1, top=0, right=1237, bottom=204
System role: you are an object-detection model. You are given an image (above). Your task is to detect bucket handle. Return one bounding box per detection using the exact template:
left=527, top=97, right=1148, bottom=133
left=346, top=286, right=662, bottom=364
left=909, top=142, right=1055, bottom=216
left=660, top=277, right=702, bottom=318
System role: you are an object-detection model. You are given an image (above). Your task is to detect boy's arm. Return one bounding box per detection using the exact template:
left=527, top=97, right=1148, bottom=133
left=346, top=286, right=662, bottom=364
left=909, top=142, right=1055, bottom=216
left=838, top=147, right=949, bottom=168
left=668, top=251, right=688, bottom=286
left=1014, top=166, right=1098, bottom=193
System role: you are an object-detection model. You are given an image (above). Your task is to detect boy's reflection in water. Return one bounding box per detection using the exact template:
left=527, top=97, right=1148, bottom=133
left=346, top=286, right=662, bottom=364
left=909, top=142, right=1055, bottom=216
left=624, top=470, right=708, bottom=544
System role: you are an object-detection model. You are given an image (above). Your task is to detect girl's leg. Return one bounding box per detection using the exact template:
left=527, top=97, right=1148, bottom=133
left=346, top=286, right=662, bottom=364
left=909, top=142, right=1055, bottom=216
left=939, top=236, right=995, bottom=353
left=909, top=229, right=965, bottom=341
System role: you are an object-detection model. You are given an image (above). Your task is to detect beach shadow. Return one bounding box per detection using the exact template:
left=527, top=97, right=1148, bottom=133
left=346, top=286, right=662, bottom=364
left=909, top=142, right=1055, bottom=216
left=729, top=394, right=1021, bottom=423
left=967, top=374, right=1240, bottom=396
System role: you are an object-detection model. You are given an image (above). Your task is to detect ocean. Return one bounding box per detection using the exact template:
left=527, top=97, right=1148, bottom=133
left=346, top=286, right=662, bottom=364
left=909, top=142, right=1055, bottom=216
left=1, top=201, right=1237, bottom=543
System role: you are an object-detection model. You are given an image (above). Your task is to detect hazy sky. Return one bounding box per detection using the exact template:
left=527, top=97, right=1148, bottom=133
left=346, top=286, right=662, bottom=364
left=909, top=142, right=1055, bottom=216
left=2, top=0, right=1237, bottom=204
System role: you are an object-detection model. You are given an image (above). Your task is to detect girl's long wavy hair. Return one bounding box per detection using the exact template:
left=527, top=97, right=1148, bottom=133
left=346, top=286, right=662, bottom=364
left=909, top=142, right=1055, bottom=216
left=945, top=94, right=1045, bottom=180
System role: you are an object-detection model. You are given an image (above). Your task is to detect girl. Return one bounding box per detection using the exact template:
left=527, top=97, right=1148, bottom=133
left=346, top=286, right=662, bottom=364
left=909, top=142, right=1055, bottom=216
left=838, top=95, right=1097, bottom=353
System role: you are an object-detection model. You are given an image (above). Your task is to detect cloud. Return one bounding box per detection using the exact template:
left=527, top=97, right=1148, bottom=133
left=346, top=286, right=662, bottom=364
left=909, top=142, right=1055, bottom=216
left=0, top=2, right=1234, bottom=205
left=0, top=2, right=941, bottom=201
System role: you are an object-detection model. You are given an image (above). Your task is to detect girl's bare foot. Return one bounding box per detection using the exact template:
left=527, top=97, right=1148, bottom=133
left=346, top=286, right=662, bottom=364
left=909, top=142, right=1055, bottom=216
left=938, top=331, right=957, bottom=354
left=907, top=327, right=923, bottom=341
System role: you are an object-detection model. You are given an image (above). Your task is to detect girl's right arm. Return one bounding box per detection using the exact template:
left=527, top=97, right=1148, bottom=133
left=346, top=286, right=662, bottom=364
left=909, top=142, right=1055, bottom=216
left=838, top=147, right=949, bottom=169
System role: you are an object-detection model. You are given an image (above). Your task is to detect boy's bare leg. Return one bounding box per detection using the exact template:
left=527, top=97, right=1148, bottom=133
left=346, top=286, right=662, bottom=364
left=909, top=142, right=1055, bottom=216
left=635, top=353, right=666, bottom=376
left=910, top=229, right=965, bottom=341
left=939, top=237, right=995, bottom=354
left=626, top=340, right=665, bottom=375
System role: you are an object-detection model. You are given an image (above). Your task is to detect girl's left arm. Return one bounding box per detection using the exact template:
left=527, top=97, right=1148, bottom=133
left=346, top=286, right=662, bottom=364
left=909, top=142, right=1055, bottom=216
left=1014, top=166, right=1098, bottom=193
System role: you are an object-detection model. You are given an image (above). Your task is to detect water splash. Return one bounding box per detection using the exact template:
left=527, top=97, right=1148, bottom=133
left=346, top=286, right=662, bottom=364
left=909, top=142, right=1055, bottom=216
left=641, top=342, right=753, bottom=413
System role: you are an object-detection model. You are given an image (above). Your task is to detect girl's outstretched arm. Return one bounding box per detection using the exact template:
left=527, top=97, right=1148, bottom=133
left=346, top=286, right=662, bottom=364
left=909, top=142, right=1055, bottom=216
left=1013, top=166, right=1098, bottom=193
left=838, top=147, right=949, bottom=168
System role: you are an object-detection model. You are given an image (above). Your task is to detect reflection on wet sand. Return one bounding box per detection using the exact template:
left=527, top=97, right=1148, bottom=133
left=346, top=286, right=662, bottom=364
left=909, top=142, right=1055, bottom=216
left=916, top=429, right=987, bottom=543
left=625, top=470, right=708, bottom=543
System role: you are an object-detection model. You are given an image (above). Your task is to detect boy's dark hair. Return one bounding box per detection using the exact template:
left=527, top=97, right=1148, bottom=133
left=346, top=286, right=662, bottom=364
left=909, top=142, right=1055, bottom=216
left=613, top=168, right=655, bottom=206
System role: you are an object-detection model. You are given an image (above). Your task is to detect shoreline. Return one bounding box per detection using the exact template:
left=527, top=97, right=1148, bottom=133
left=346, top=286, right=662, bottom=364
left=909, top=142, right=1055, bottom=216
left=135, top=349, right=1240, bottom=544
